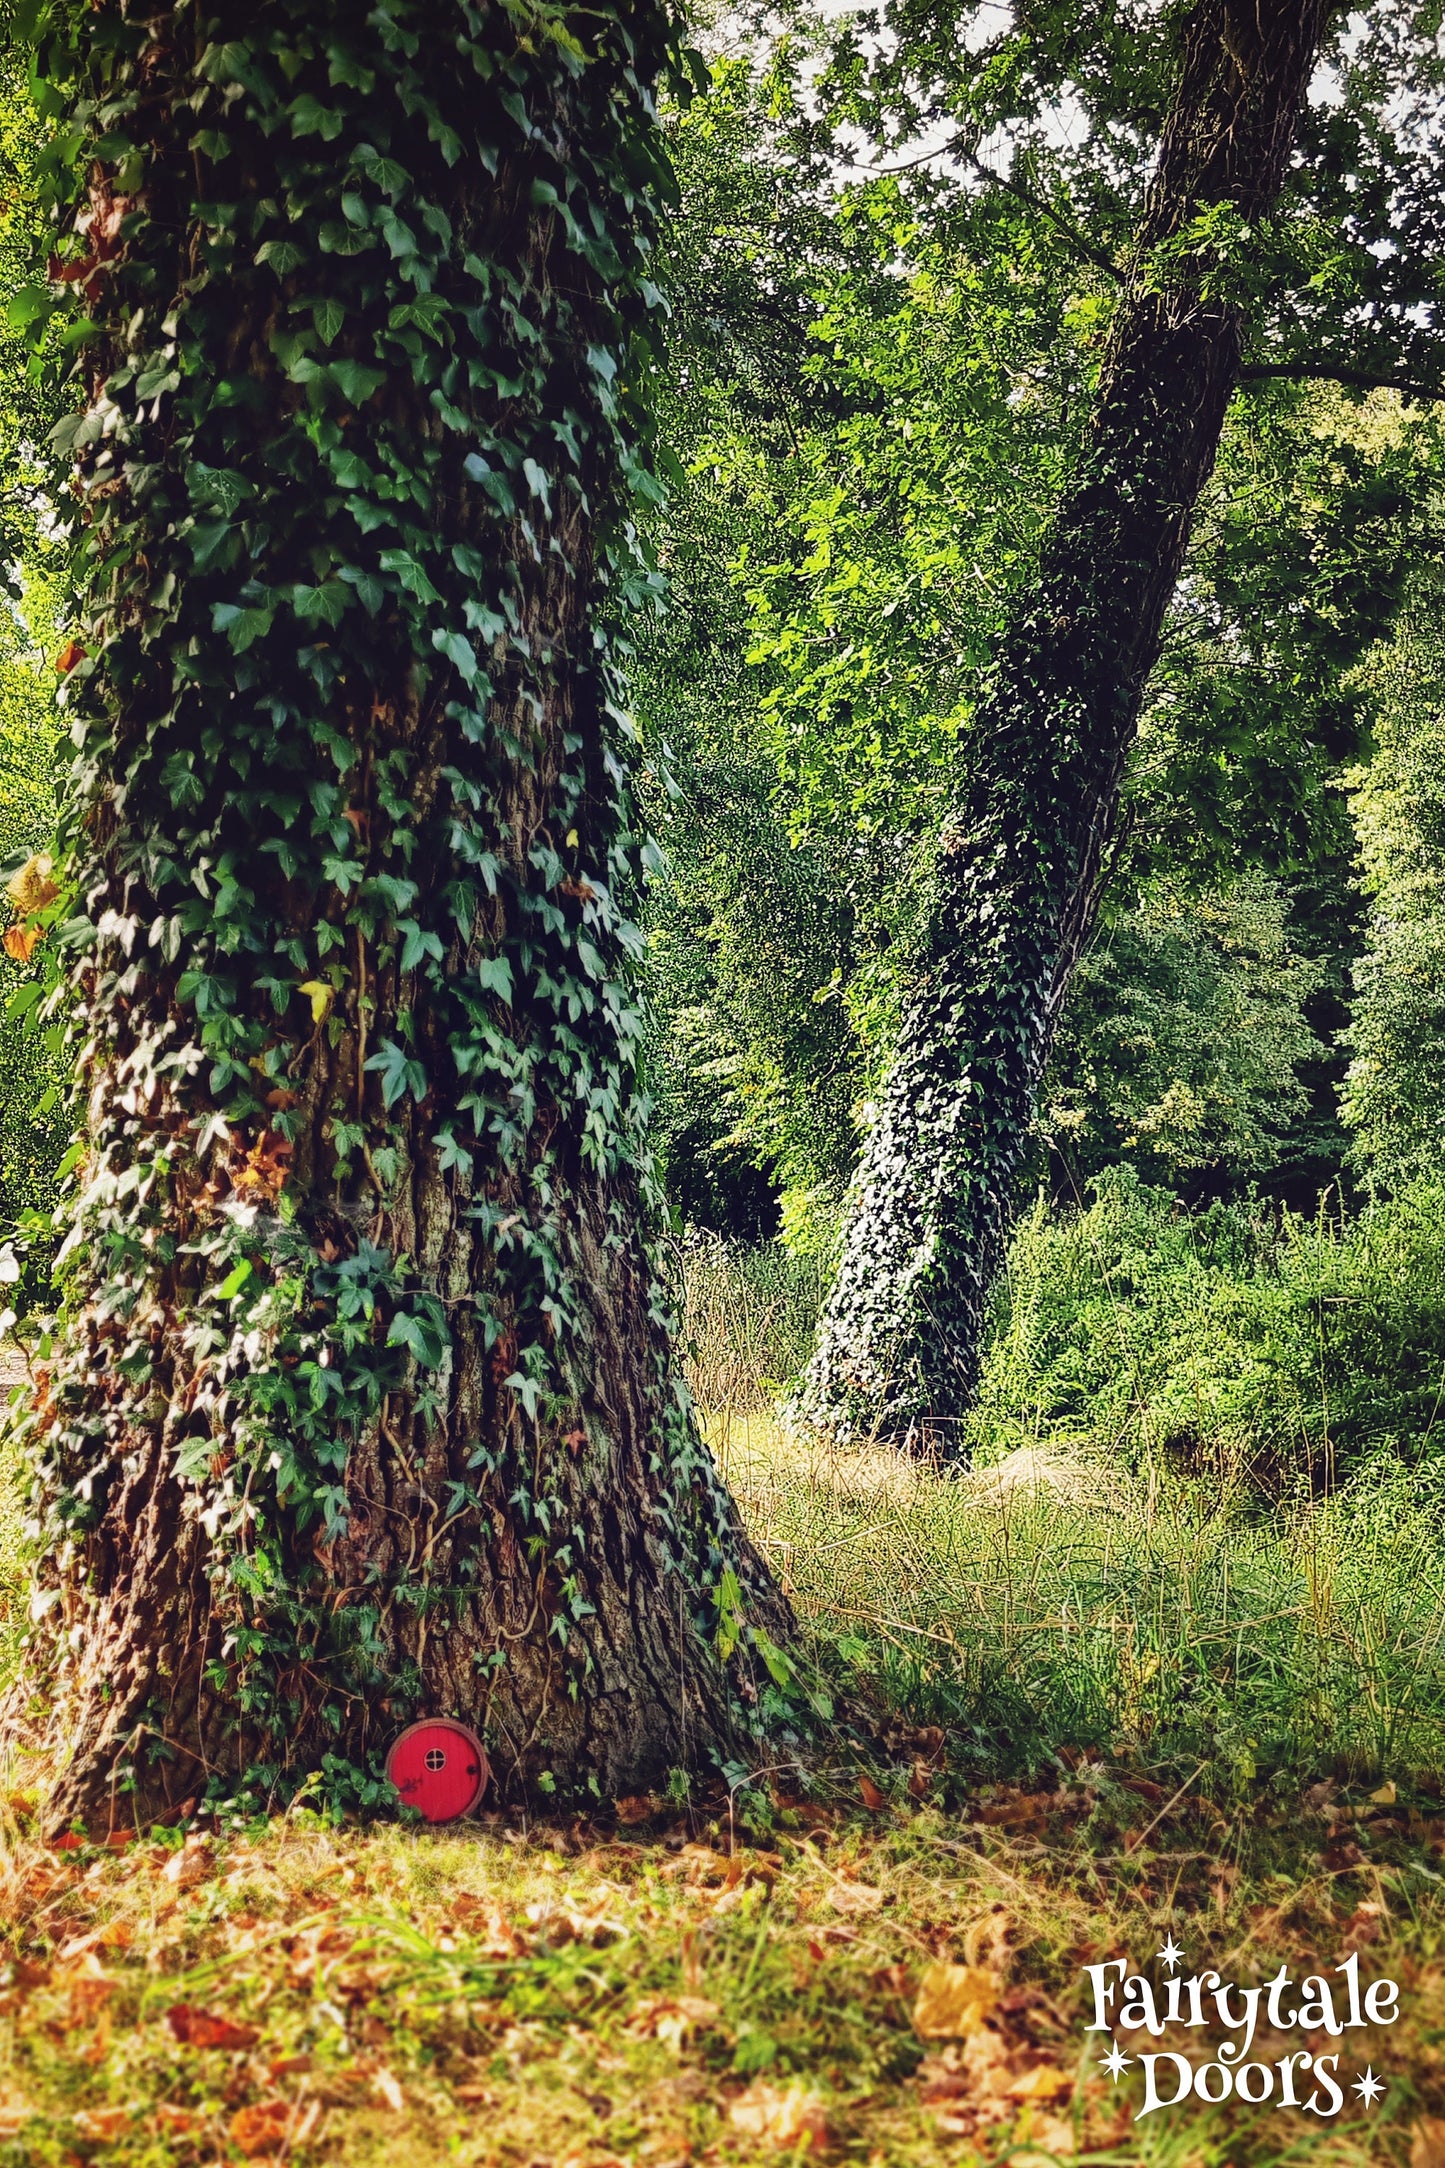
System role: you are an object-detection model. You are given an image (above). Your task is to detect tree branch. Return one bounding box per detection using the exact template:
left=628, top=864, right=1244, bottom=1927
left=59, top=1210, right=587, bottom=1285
left=1241, top=359, right=1445, bottom=403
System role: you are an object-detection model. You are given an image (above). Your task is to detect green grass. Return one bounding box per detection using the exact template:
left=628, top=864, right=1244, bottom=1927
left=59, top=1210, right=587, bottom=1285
left=715, top=1416, right=1445, bottom=1796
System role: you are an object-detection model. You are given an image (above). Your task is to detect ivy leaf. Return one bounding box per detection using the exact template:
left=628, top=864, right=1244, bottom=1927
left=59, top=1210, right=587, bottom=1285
left=474, top=955, right=514, bottom=1003
left=398, top=920, right=444, bottom=971
left=364, top=1039, right=428, bottom=1107
left=338, top=565, right=385, bottom=614
left=329, top=358, right=385, bottom=404
left=312, top=298, right=346, bottom=345
left=212, top=602, right=274, bottom=653
left=256, top=238, right=305, bottom=275
left=387, top=1297, right=450, bottom=1369
left=432, top=626, right=478, bottom=685
left=189, top=463, right=252, bottom=515
left=378, top=548, right=441, bottom=604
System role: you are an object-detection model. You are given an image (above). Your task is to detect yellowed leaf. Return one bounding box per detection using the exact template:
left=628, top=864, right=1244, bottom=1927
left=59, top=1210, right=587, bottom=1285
left=298, top=979, right=333, bottom=1025
left=6, top=854, right=58, bottom=912
left=2, top=924, right=41, bottom=963
left=912, top=1961, right=998, bottom=2039
left=1371, top=1780, right=1398, bottom=1806
left=729, top=2079, right=829, bottom=2152
left=1009, top=2064, right=1075, bottom=2102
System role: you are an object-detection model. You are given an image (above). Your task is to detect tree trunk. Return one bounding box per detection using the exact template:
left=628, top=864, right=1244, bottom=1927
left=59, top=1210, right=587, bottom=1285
left=12, top=0, right=789, bottom=1837
left=798, top=0, right=1333, bottom=1449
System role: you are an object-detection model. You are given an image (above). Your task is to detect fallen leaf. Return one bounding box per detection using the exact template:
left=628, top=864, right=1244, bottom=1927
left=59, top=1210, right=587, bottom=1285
left=729, top=2079, right=829, bottom=2152
left=454, top=2084, right=498, bottom=2105
left=73, top=2106, right=135, bottom=2140
left=631, top=1995, right=721, bottom=2048
left=155, top=2105, right=199, bottom=2134
left=858, top=1775, right=887, bottom=1811
left=62, top=1955, right=115, bottom=2024
left=614, top=1794, right=655, bottom=1825
left=162, top=1834, right=212, bottom=1888
left=1009, top=2065, right=1075, bottom=2102
left=1014, top=2114, right=1076, bottom=2162
left=0, top=2102, right=37, bottom=2141
left=167, top=2003, right=260, bottom=2050
left=1414, top=2118, right=1445, bottom=2168
left=229, top=2100, right=291, bottom=2157
left=913, top=1962, right=998, bottom=2039
left=371, top=2066, right=404, bottom=2112
left=908, top=1762, right=932, bottom=1798
left=1371, top=1780, right=1398, bottom=1807
left=827, top=1880, right=883, bottom=1915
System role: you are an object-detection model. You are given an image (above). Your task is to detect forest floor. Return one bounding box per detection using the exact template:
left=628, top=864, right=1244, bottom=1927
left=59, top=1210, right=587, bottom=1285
left=4, top=1418, right=1445, bottom=2166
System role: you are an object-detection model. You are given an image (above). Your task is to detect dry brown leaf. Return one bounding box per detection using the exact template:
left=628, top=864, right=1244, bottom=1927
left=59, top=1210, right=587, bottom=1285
left=370, top=2066, right=404, bottom=2112
left=62, top=1955, right=115, bottom=2025
left=0, top=2102, right=37, bottom=2141
left=912, top=1962, right=998, bottom=2039
left=1414, top=2118, right=1445, bottom=2168
left=827, top=1880, right=883, bottom=1915
left=630, top=1994, right=721, bottom=2048
left=154, top=2104, right=200, bottom=2134
left=1013, top=2116, right=1077, bottom=2164
left=73, top=2106, right=135, bottom=2140
left=908, top=1762, right=932, bottom=1798
left=729, top=2079, right=830, bottom=2153
left=162, top=1835, right=211, bottom=1888
left=614, top=1794, right=655, bottom=1825
left=167, top=2003, right=260, bottom=2051
left=858, top=1775, right=887, bottom=1811
left=229, top=2100, right=292, bottom=2157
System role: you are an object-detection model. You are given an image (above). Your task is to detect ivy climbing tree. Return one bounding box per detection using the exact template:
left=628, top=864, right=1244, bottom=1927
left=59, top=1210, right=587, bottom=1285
left=10, top=0, right=789, bottom=1834
left=798, top=0, right=1336, bottom=1448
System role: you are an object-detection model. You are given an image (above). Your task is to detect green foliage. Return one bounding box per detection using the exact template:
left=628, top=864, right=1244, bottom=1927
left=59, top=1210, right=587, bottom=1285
left=972, top=1169, right=1445, bottom=1488
left=1043, top=875, right=1325, bottom=1192
left=639, top=34, right=1434, bottom=1268
left=1342, top=595, right=1445, bottom=1185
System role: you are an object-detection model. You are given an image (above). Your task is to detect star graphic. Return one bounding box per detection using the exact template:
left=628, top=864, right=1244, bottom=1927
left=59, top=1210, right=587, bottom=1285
left=1098, top=2041, right=1133, bottom=2082
left=1353, top=2068, right=1385, bottom=2108
left=1156, top=1934, right=1184, bottom=1972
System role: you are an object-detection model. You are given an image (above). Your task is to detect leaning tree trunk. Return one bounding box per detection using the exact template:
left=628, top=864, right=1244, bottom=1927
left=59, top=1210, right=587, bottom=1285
left=798, top=0, right=1334, bottom=1450
left=11, top=0, right=789, bottom=1837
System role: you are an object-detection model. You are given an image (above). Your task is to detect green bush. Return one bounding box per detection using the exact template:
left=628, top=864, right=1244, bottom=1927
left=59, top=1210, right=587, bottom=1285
left=973, top=1166, right=1445, bottom=1486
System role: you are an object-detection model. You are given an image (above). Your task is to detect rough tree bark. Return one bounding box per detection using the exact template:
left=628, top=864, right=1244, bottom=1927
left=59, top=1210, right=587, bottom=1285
left=11, top=0, right=789, bottom=1836
left=798, top=0, right=1335, bottom=1450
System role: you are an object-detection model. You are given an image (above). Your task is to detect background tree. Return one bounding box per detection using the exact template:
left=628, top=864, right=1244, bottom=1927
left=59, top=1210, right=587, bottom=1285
left=10, top=0, right=791, bottom=1836
left=793, top=0, right=1379, bottom=1443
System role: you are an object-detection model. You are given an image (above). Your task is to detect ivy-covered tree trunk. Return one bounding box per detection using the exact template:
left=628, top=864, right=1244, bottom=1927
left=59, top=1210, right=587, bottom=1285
left=14, top=0, right=789, bottom=1836
left=798, top=0, right=1332, bottom=1448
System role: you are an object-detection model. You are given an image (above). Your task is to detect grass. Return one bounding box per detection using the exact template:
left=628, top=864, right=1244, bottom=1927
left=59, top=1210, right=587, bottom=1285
left=5, top=1763, right=1445, bottom=2165
left=714, top=1417, right=1445, bottom=1795
left=6, top=1190, right=1445, bottom=2165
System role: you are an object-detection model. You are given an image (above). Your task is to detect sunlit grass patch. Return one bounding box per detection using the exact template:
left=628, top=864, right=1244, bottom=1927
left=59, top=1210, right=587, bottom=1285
left=710, top=1414, right=1445, bottom=1794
